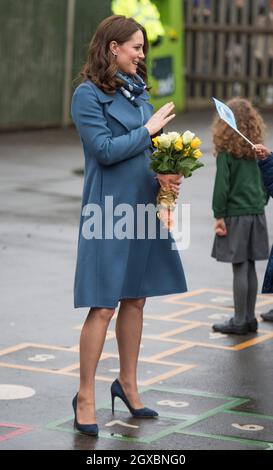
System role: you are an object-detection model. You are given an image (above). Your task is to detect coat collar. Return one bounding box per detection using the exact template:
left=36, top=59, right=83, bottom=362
left=85, top=79, right=150, bottom=103
left=90, top=82, right=116, bottom=103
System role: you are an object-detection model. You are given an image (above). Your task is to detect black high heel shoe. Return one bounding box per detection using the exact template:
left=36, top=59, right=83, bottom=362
left=111, top=379, right=159, bottom=418
left=72, top=393, right=98, bottom=436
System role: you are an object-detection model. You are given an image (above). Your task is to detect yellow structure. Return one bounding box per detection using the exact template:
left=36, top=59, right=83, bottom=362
left=112, top=0, right=165, bottom=43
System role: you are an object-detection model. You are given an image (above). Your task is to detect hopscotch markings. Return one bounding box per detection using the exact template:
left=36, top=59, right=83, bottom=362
left=233, top=331, right=273, bottom=350
left=208, top=313, right=231, bottom=320
left=0, top=423, right=33, bottom=442
left=28, top=354, right=55, bottom=362
left=232, top=423, right=264, bottom=431
left=210, top=296, right=232, bottom=304
left=164, top=288, right=273, bottom=310
left=157, top=399, right=189, bottom=408
left=209, top=332, right=229, bottom=340
left=105, top=420, right=139, bottom=429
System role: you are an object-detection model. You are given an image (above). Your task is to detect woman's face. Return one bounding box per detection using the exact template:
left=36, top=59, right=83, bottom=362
left=110, top=30, right=145, bottom=75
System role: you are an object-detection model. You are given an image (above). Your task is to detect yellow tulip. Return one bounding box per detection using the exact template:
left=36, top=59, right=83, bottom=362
left=152, top=136, right=159, bottom=148
left=193, top=149, right=203, bottom=158
left=190, top=137, right=201, bottom=149
left=174, top=137, right=183, bottom=151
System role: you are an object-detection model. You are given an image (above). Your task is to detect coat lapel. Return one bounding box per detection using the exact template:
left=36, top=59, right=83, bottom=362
left=88, top=80, right=152, bottom=131
left=107, top=92, right=144, bottom=131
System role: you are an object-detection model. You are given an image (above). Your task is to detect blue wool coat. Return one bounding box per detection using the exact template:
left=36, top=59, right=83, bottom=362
left=259, top=153, right=273, bottom=293
left=71, top=80, right=187, bottom=308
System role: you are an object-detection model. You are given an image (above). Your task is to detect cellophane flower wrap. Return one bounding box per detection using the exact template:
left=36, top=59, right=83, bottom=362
left=150, top=130, right=204, bottom=229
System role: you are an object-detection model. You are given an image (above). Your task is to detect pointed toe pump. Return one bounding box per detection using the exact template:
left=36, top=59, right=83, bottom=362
left=111, top=379, right=159, bottom=418
left=72, top=394, right=98, bottom=436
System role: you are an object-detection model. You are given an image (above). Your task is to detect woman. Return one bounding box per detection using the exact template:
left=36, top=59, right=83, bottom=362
left=71, top=15, right=187, bottom=436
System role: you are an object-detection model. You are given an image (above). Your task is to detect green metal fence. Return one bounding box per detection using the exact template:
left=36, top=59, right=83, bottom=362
left=0, top=0, right=111, bottom=130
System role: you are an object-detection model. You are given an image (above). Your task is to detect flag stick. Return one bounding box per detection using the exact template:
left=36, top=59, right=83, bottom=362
left=232, top=127, right=255, bottom=148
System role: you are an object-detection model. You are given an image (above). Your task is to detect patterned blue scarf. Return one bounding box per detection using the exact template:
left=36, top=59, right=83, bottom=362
left=116, top=71, right=147, bottom=107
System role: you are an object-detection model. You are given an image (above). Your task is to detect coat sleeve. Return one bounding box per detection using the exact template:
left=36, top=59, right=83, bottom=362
left=71, top=84, right=152, bottom=166
left=212, top=152, right=231, bottom=219
left=258, top=153, right=273, bottom=197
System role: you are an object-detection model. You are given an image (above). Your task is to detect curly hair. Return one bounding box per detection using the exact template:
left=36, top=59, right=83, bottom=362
left=212, top=98, right=266, bottom=159
left=74, top=15, right=149, bottom=94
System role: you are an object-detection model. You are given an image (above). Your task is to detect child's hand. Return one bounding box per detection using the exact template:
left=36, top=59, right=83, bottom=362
left=254, top=144, right=271, bottom=160
left=214, top=218, right=227, bottom=237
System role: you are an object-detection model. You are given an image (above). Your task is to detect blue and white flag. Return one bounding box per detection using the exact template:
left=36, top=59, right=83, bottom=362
left=212, top=97, right=254, bottom=148
left=212, top=97, right=237, bottom=130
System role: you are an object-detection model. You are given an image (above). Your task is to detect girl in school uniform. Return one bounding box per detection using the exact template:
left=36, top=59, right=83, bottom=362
left=211, top=98, right=269, bottom=335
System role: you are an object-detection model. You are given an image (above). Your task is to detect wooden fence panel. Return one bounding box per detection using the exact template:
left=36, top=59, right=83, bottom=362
left=184, top=0, right=273, bottom=108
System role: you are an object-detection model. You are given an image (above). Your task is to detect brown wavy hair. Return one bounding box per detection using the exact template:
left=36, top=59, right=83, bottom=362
left=74, top=15, right=149, bottom=94
left=212, top=98, right=266, bottom=159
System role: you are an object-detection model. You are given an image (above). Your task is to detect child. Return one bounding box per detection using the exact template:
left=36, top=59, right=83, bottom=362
left=255, top=144, right=273, bottom=321
left=211, top=98, right=269, bottom=335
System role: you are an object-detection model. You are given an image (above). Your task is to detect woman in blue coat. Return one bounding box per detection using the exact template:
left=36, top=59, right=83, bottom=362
left=71, top=15, right=187, bottom=436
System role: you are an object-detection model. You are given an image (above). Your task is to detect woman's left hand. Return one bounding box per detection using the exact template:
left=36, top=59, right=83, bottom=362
left=155, top=174, right=182, bottom=197
left=169, top=182, right=181, bottom=197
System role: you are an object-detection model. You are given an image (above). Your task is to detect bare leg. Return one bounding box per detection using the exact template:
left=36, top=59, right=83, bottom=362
left=77, top=307, right=115, bottom=424
left=115, top=298, right=146, bottom=409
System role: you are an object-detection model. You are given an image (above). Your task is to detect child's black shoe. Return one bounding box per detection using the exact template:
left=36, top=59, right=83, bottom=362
left=247, top=318, right=258, bottom=333
left=212, top=318, right=248, bottom=335
left=261, top=310, right=273, bottom=322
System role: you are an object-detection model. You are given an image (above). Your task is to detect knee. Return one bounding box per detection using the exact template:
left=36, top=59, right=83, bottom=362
left=91, top=307, right=115, bottom=322
left=121, top=298, right=146, bottom=310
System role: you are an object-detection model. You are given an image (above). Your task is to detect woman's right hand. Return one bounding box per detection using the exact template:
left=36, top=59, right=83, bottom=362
left=144, top=102, right=176, bottom=135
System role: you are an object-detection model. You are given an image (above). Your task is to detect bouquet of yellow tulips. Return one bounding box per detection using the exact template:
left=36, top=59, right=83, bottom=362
left=150, top=130, right=204, bottom=229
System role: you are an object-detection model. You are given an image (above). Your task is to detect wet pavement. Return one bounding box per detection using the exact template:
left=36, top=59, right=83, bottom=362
left=1, top=109, right=273, bottom=450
